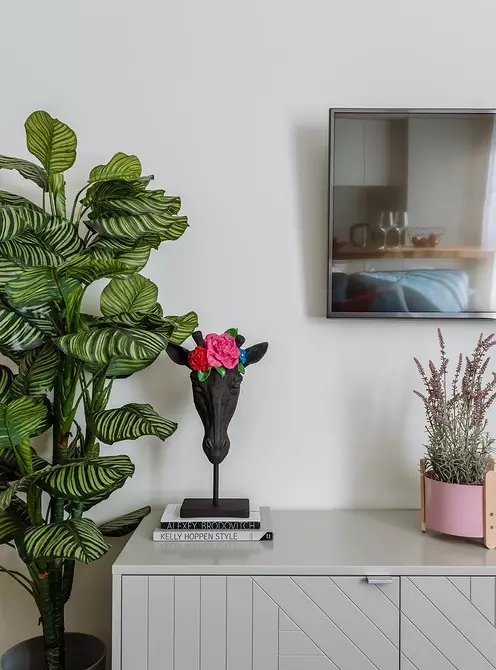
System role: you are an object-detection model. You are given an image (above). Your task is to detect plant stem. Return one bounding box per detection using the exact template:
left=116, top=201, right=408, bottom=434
left=61, top=503, right=83, bottom=604
left=69, top=183, right=90, bottom=225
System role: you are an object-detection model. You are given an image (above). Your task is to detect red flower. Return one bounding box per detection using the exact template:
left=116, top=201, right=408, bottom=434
left=188, top=346, right=209, bottom=371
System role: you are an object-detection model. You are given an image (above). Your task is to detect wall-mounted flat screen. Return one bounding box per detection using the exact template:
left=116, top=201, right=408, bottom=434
left=328, top=109, right=496, bottom=318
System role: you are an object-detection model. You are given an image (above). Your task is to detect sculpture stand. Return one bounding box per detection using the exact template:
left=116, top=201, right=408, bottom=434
left=180, top=464, right=250, bottom=518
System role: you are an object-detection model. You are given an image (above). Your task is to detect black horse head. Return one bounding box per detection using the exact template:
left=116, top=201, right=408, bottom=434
left=166, top=331, right=268, bottom=465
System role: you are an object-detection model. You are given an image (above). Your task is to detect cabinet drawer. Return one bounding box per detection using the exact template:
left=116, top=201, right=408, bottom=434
left=401, top=576, right=496, bottom=670
left=119, top=575, right=399, bottom=670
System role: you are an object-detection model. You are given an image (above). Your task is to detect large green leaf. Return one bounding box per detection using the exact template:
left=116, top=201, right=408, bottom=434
left=0, top=155, right=48, bottom=189
left=60, top=258, right=134, bottom=285
left=93, top=403, right=177, bottom=445
left=0, top=396, right=50, bottom=449
left=0, top=366, right=14, bottom=403
left=23, top=517, right=110, bottom=564
left=70, top=476, right=127, bottom=512
left=166, top=311, right=199, bottom=345
left=100, top=274, right=158, bottom=316
left=89, top=152, right=141, bottom=183
left=54, top=327, right=169, bottom=371
left=0, top=305, right=45, bottom=354
left=0, top=475, right=37, bottom=512
left=0, top=506, right=29, bottom=544
left=35, top=455, right=134, bottom=501
left=0, top=191, right=42, bottom=212
left=11, top=344, right=59, bottom=398
left=5, top=267, right=79, bottom=309
left=0, top=448, right=49, bottom=483
left=87, top=212, right=188, bottom=243
left=39, top=216, right=83, bottom=258
left=90, top=192, right=181, bottom=217
left=49, top=173, right=66, bottom=218
left=0, top=231, right=65, bottom=269
left=0, top=206, right=47, bottom=243
left=99, top=506, right=151, bottom=537
left=25, top=111, right=77, bottom=174
left=83, top=235, right=160, bottom=272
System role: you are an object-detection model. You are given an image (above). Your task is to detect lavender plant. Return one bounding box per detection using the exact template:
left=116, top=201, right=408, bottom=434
left=414, top=330, right=496, bottom=485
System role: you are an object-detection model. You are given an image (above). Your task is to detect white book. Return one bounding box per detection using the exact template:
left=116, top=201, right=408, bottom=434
left=160, top=503, right=261, bottom=530
left=154, top=507, right=273, bottom=542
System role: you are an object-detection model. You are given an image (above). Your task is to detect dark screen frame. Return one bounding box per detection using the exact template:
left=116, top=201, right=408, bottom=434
left=327, top=107, right=496, bottom=320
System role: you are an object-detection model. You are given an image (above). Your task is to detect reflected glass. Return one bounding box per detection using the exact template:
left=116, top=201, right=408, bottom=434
left=328, top=109, right=496, bottom=318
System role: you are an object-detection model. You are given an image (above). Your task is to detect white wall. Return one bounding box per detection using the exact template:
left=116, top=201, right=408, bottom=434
left=2, top=0, right=496, bottom=656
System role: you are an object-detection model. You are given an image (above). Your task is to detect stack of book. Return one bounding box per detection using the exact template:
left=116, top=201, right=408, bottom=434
left=153, top=504, right=273, bottom=542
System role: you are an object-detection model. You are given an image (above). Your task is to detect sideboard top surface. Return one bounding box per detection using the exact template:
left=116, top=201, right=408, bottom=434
left=112, top=509, right=496, bottom=576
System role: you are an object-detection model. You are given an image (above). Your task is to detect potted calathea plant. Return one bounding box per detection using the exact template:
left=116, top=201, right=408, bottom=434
left=0, top=111, right=197, bottom=669
left=415, top=329, right=496, bottom=541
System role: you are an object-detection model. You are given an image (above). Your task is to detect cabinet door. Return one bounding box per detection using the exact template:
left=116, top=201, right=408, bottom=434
left=255, top=576, right=400, bottom=670
left=121, top=575, right=399, bottom=670
left=333, top=118, right=366, bottom=186
left=401, top=576, right=496, bottom=670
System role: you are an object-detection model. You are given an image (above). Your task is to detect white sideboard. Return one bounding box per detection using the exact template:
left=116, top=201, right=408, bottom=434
left=112, top=510, right=496, bottom=670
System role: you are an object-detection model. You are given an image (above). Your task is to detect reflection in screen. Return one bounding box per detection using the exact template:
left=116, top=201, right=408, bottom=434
left=329, top=111, right=496, bottom=317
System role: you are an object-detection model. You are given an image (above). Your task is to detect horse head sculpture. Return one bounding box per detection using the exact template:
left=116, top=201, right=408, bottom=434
left=167, top=330, right=268, bottom=467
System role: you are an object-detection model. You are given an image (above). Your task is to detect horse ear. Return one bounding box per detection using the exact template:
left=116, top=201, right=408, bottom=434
left=166, top=343, right=190, bottom=367
left=244, top=342, right=268, bottom=367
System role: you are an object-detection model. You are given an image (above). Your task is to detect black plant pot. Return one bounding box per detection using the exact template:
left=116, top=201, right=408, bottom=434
left=1, top=633, right=105, bottom=670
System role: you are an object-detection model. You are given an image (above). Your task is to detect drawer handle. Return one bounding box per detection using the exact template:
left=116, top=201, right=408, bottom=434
left=366, top=577, right=393, bottom=585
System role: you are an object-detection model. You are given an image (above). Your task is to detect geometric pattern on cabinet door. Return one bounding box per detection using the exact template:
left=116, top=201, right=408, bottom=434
left=401, top=577, right=496, bottom=670
left=254, top=576, right=400, bottom=670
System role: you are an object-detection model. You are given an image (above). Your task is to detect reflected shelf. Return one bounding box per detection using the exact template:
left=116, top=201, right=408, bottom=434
left=333, top=245, right=496, bottom=261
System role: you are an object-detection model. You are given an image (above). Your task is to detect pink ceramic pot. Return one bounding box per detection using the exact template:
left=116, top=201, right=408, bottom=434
left=425, top=476, right=484, bottom=538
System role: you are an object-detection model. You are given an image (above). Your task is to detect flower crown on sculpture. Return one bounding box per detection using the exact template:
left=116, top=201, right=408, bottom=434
left=189, top=328, right=247, bottom=381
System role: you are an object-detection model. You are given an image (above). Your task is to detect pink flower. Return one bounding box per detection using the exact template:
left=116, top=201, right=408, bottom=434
left=205, top=333, right=239, bottom=369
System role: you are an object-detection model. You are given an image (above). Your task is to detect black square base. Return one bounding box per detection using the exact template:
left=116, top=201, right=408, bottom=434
left=180, top=498, right=250, bottom=519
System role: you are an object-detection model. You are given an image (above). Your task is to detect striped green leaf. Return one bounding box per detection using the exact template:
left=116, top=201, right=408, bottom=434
left=0, top=396, right=50, bottom=449
left=100, top=274, right=158, bottom=316
left=83, top=235, right=159, bottom=271
left=0, top=475, right=36, bottom=512
left=99, top=506, right=151, bottom=537
left=0, top=191, right=42, bottom=212
left=81, top=177, right=153, bottom=209
left=11, top=344, right=59, bottom=398
left=40, top=216, right=83, bottom=258
left=5, top=267, right=80, bottom=309
left=0, top=448, right=18, bottom=481
left=95, top=311, right=170, bottom=334
left=0, top=231, right=65, bottom=269
left=88, top=212, right=188, bottom=243
left=70, top=476, right=127, bottom=512
left=91, top=192, right=181, bottom=217
left=93, top=404, right=177, bottom=445
left=89, top=152, right=141, bottom=183
left=23, top=517, right=110, bottom=564
left=16, top=304, right=58, bottom=338
left=25, top=111, right=77, bottom=174
left=49, top=173, right=66, bottom=218
left=0, top=366, right=14, bottom=403
left=35, top=455, right=134, bottom=501
left=105, top=356, right=158, bottom=378
left=61, top=258, right=134, bottom=285
left=0, top=206, right=48, bottom=243
left=0, top=155, right=48, bottom=189
left=166, top=311, right=199, bottom=345
left=0, top=506, right=29, bottom=544
left=0, top=306, right=45, bottom=354
left=54, top=327, right=169, bottom=369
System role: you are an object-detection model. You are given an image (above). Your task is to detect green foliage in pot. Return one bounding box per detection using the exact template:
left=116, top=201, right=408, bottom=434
left=414, top=329, right=496, bottom=485
left=0, top=111, right=197, bottom=669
